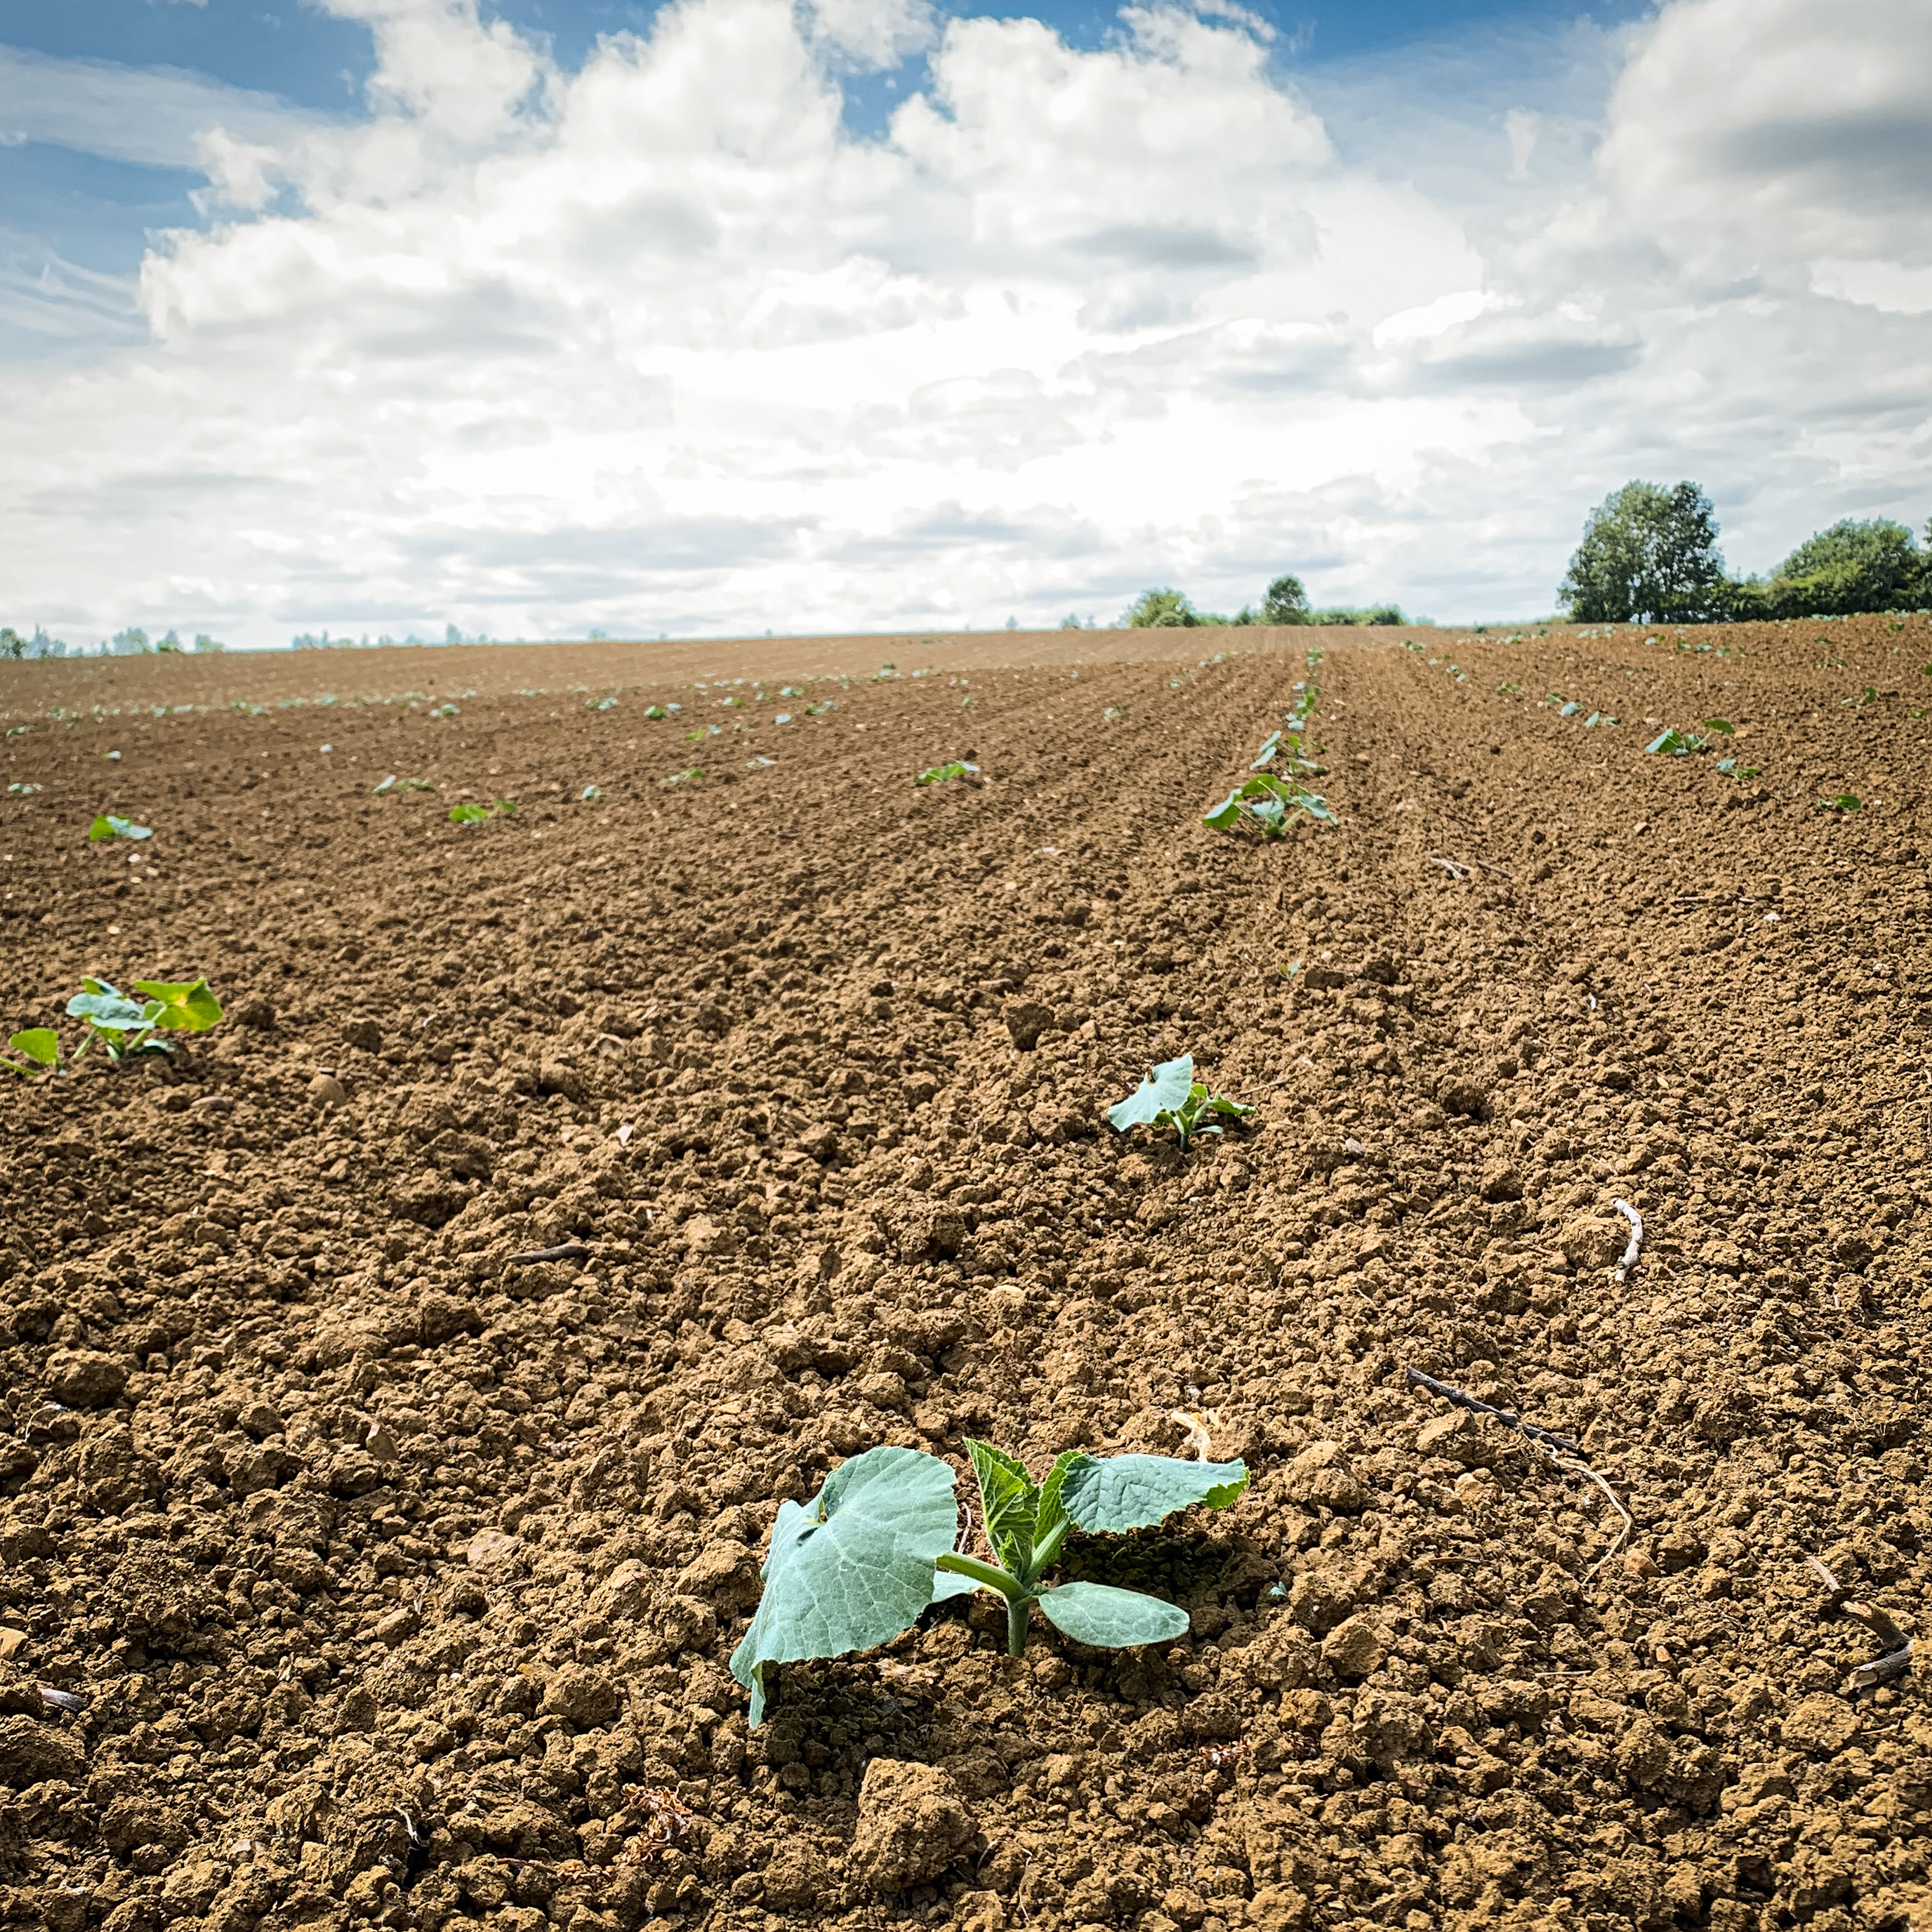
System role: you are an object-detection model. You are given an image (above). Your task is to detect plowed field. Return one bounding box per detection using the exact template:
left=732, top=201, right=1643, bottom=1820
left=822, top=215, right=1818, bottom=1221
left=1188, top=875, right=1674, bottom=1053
left=2, top=616, right=1928, bottom=1932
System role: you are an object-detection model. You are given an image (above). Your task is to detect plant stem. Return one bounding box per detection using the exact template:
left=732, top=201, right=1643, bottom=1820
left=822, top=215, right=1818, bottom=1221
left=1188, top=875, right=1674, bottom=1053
left=1007, top=1595, right=1030, bottom=1658
left=935, top=1551, right=1021, bottom=1597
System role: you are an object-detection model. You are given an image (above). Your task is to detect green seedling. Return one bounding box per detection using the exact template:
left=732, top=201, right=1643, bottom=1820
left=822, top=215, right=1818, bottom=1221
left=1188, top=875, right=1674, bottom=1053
left=1, top=1028, right=63, bottom=1078
left=588, top=696, right=618, bottom=712
left=88, top=814, right=151, bottom=841
left=1840, top=687, right=1878, bottom=710
left=429, top=703, right=459, bottom=718
left=1646, top=720, right=1734, bottom=757
left=1203, top=772, right=1332, bottom=839
left=642, top=704, right=669, bottom=720
left=581, top=785, right=602, bottom=800
left=1103, top=706, right=1128, bottom=723
left=660, top=767, right=703, bottom=787
left=1818, top=793, right=1862, bottom=813
left=729, top=1442, right=1248, bottom=1722
left=779, top=685, right=804, bottom=698
left=373, top=775, right=435, bottom=795
left=1107, top=1053, right=1252, bottom=1149
left=8, top=783, right=44, bottom=795
left=449, top=803, right=491, bottom=824
left=915, top=761, right=980, bottom=786
left=65, top=977, right=222, bottom=1063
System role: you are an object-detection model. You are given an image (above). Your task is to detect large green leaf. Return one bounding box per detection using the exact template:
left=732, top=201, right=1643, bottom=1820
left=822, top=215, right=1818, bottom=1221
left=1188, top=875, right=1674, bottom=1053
left=1059, top=1453, right=1250, bottom=1534
left=1037, top=1582, right=1189, bottom=1648
left=965, top=1439, right=1038, bottom=1573
left=131, top=978, right=223, bottom=1032
left=1107, top=1055, right=1194, bottom=1133
left=729, top=1446, right=960, bottom=1725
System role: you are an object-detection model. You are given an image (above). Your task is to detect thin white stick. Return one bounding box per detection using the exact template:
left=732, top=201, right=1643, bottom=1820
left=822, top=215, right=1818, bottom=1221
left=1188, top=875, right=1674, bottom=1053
left=1612, top=1198, right=1643, bottom=1282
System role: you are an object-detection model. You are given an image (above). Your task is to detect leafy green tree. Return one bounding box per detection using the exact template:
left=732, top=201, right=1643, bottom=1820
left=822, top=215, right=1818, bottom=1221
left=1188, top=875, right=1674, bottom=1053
left=1768, top=517, right=1924, bottom=616
left=0, top=628, right=23, bottom=660
left=1262, top=574, right=1311, bottom=625
left=192, top=633, right=225, bottom=653
left=110, top=626, right=152, bottom=656
left=1124, top=588, right=1198, bottom=628
left=1560, top=481, right=1727, bottom=622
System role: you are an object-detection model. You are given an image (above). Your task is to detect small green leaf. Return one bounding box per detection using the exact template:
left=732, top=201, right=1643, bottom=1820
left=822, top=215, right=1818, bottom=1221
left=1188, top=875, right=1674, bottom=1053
left=131, top=978, right=223, bottom=1032
left=1032, top=1448, right=1083, bottom=1566
left=67, top=988, right=152, bottom=1033
left=1702, top=718, right=1734, bottom=734
left=1201, top=791, right=1242, bottom=831
left=1200, top=1093, right=1255, bottom=1120
left=1058, top=1453, right=1250, bottom=1533
left=730, top=1446, right=960, bottom=1726
left=915, top=761, right=979, bottom=786
left=1036, top=1582, right=1189, bottom=1648
left=965, top=1439, right=1038, bottom=1575
left=642, top=703, right=668, bottom=720
left=1250, top=732, right=1281, bottom=769
left=1107, top=1055, right=1195, bottom=1133
left=1819, top=793, right=1862, bottom=812
left=88, top=814, right=151, bottom=841
left=449, top=802, right=491, bottom=824
left=8, top=1027, right=59, bottom=1068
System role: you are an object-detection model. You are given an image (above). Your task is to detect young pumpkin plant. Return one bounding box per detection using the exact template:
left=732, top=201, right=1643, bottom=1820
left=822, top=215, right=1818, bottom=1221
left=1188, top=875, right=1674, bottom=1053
left=1107, top=1053, right=1252, bottom=1149
left=66, top=977, right=223, bottom=1062
left=729, top=1442, right=1246, bottom=1723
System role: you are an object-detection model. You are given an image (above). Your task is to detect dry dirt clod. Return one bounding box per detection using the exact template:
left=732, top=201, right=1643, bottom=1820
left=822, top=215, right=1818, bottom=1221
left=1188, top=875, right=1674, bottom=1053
left=45, top=1349, right=129, bottom=1408
left=850, top=1760, right=977, bottom=1891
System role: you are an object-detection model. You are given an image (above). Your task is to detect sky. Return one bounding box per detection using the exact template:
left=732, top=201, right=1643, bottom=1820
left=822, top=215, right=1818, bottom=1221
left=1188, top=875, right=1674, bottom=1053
left=0, top=0, right=1927, bottom=648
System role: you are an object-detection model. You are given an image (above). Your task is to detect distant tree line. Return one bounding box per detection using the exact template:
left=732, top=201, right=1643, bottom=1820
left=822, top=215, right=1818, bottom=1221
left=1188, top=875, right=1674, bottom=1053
left=0, top=626, right=225, bottom=659
left=1561, top=482, right=1931, bottom=623
left=1117, top=577, right=1412, bottom=629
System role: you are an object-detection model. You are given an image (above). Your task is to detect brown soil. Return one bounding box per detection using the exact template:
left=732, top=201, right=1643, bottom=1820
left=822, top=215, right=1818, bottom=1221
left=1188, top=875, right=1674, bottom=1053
left=1, top=614, right=1928, bottom=1932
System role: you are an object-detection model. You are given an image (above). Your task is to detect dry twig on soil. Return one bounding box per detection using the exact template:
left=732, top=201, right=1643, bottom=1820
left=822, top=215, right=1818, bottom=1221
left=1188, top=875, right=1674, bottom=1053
left=1806, top=1555, right=1917, bottom=1691
left=1406, top=1365, right=1632, bottom=1575
left=507, top=1240, right=594, bottom=1266
left=1427, top=856, right=1472, bottom=880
